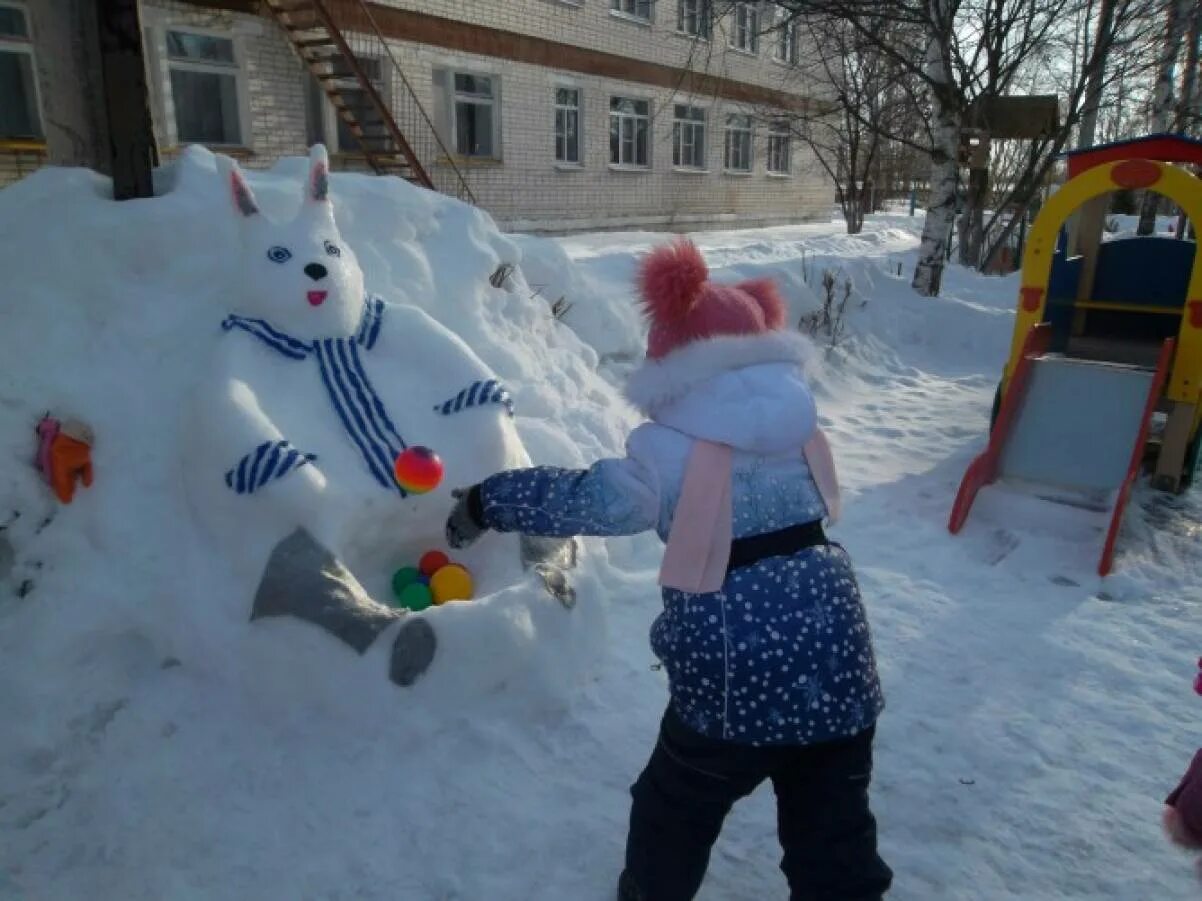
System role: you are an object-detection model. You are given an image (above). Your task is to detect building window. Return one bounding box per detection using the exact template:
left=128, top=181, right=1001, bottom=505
left=609, top=97, right=650, bottom=168
left=724, top=114, right=753, bottom=172
left=672, top=105, right=706, bottom=170
left=555, top=87, right=581, bottom=165
left=166, top=30, right=243, bottom=145
left=677, top=0, right=711, bottom=38
left=453, top=72, right=497, bottom=158
left=336, top=56, right=388, bottom=152
left=767, top=121, right=791, bottom=174
left=0, top=2, right=42, bottom=140
left=611, top=0, right=653, bottom=21
left=774, top=9, right=800, bottom=64
left=729, top=3, right=759, bottom=53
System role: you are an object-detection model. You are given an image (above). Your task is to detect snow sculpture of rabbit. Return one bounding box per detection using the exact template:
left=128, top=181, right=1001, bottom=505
left=184, top=145, right=530, bottom=686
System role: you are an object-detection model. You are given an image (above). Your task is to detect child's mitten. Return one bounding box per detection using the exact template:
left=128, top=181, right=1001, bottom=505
left=446, top=486, right=487, bottom=549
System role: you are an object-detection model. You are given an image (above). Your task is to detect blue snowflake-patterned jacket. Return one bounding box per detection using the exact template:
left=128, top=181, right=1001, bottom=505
left=480, top=332, right=883, bottom=747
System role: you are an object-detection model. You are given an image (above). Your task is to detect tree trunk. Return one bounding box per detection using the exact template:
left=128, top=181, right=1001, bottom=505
left=1177, top=6, right=1200, bottom=237
left=912, top=95, right=959, bottom=295
left=849, top=184, right=864, bottom=234
left=912, top=0, right=958, bottom=297
left=1077, top=0, right=1116, bottom=150
left=34, top=0, right=109, bottom=171
left=1138, top=0, right=1191, bottom=235
left=97, top=0, right=158, bottom=200
left=957, top=165, right=988, bottom=267
left=1178, top=2, right=1200, bottom=131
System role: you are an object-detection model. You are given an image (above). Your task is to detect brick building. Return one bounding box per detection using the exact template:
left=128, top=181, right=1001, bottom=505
left=0, top=0, right=831, bottom=232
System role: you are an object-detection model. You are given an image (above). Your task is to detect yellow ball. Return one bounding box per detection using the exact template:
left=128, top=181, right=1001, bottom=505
left=430, top=564, right=474, bottom=604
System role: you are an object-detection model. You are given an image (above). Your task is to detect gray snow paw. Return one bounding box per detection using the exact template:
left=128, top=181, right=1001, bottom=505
left=389, top=617, right=436, bottom=687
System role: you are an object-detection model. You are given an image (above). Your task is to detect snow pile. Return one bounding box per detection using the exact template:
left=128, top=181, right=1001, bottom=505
left=0, top=149, right=642, bottom=897
left=2, top=160, right=1200, bottom=901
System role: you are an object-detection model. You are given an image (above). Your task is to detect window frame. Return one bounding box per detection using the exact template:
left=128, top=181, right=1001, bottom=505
left=157, top=25, right=249, bottom=149
left=450, top=70, right=500, bottom=160
left=672, top=103, right=707, bottom=171
left=308, top=55, right=392, bottom=155
left=773, top=7, right=800, bottom=65
left=766, top=120, right=792, bottom=176
left=0, top=1, right=44, bottom=142
left=610, top=0, right=654, bottom=24
left=609, top=95, right=652, bottom=170
left=728, top=2, right=760, bottom=54
left=723, top=113, right=754, bottom=174
left=554, top=85, right=583, bottom=167
left=676, top=0, right=711, bottom=39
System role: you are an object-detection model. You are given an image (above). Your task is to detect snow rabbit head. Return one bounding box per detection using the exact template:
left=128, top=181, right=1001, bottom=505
left=218, top=144, right=365, bottom=338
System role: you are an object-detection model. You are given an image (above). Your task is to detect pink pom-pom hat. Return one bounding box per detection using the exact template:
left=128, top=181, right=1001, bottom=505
left=639, top=239, right=788, bottom=360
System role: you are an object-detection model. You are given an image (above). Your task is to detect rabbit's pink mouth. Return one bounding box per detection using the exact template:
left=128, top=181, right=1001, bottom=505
left=307, top=291, right=328, bottom=306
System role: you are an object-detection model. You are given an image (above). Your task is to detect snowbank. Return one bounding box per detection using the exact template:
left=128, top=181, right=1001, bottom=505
left=0, top=149, right=641, bottom=897
left=2, top=158, right=1200, bottom=900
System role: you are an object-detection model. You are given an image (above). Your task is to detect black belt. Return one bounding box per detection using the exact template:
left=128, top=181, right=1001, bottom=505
left=727, top=520, right=827, bottom=575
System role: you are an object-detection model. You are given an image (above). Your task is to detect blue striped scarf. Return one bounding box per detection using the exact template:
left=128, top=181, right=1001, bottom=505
left=221, top=296, right=407, bottom=495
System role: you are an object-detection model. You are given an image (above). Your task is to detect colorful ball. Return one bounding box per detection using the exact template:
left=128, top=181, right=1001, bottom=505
left=390, top=566, right=421, bottom=601
left=394, top=446, right=444, bottom=495
left=396, top=582, right=433, bottom=612
left=419, top=550, right=450, bottom=576
left=430, top=563, right=473, bottom=604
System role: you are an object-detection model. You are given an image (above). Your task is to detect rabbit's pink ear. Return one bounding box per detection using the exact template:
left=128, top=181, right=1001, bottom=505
left=306, top=144, right=330, bottom=204
left=217, top=155, right=259, bottom=218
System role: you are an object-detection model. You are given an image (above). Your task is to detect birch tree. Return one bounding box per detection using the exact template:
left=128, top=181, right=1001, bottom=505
left=1136, top=0, right=1192, bottom=234
left=776, top=0, right=1163, bottom=293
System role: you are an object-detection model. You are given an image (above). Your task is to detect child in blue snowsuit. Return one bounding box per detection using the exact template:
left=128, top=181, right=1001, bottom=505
left=446, top=240, right=892, bottom=901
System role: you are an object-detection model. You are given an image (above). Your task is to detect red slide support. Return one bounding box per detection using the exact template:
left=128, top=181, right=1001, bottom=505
left=1097, top=338, right=1176, bottom=576
left=948, top=324, right=1052, bottom=534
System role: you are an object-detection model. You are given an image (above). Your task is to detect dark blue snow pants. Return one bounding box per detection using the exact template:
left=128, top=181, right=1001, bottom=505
left=621, top=707, right=893, bottom=901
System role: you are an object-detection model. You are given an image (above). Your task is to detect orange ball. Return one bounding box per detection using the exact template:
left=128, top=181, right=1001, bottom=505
left=429, top=563, right=474, bottom=604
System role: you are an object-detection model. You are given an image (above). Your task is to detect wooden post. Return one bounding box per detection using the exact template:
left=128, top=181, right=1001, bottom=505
left=96, top=0, right=158, bottom=199
left=1154, top=402, right=1197, bottom=491
left=36, top=0, right=109, bottom=172
left=1071, top=194, right=1111, bottom=336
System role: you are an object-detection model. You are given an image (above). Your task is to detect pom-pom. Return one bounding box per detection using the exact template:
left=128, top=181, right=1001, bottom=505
left=639, top=239, right=709, bottom=325
left=736, top=277, right=788, bottom=331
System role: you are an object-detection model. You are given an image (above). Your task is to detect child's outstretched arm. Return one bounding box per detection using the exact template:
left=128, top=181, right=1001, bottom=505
left=446, top=429, right=661, bottom=547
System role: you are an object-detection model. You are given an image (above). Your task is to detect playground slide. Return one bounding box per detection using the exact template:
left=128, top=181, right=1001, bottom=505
left=949, top=325, right=1175, bottom=575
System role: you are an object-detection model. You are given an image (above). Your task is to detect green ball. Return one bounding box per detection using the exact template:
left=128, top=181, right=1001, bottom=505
left=391, top=567, right=421, bottom=602
left=397, top=582, right=433, bottom=612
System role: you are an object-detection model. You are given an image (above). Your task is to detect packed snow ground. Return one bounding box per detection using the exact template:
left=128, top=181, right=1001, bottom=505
left=1, top=154, right=1200, bottom=900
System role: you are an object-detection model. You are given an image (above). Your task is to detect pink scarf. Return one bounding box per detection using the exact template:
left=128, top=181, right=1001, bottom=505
left=659, top=431, right=841, bottom=594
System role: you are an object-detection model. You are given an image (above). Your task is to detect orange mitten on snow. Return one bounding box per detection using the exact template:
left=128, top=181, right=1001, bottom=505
left=35, top=416, right=94, bottom=504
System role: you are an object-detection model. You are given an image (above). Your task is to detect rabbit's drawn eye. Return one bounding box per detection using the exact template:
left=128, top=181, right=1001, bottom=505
left=324, top=241, right=341, bottom=258
left=266, top=246, right=292, bottom=264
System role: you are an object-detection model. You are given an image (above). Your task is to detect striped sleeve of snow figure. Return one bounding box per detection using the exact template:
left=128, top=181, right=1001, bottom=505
left=434, top=380, right=515, bottom=418
left=221, top=315, right=311, bottom=360
left=225, top=440, right=316, bottom=495
left=356, top=296, right=385, bottom=350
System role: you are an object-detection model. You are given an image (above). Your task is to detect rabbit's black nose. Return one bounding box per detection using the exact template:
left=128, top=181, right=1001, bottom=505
left=304, top=263, right=328, bottom=281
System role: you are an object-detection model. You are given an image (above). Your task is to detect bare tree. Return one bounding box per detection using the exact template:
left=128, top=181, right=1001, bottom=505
left=1137, top=0, right=1193, bottom=234
left=1178, top=2, right=1201, bottom=136
left=777, top=14, right=920, bottom=233
left=775, top=0, right=1160, bottom=294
